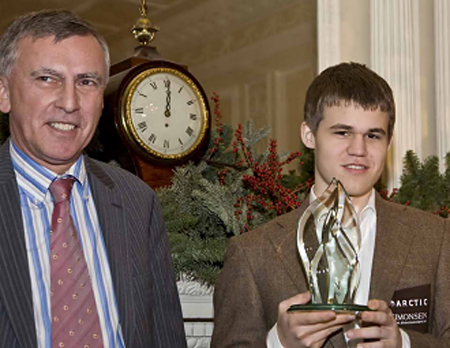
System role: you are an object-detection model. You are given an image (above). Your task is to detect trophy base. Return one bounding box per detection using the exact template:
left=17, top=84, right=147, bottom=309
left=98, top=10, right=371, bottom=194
left=287, top=303, right=370, bottom=314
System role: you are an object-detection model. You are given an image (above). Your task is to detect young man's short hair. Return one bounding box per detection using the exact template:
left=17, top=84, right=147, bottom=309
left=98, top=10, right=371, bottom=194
left=304, top=62, right=395, bottom=138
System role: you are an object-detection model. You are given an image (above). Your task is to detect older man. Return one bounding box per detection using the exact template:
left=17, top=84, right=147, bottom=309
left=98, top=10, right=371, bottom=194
left=0, top=10, right=186, bottom=348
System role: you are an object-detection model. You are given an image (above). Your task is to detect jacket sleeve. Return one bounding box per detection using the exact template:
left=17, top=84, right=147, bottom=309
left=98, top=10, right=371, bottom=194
left=145, top=193, right=187, bottom=348
left=407, top=218, right=450, bottom=347
left=211, top=237, right=268, bottom=348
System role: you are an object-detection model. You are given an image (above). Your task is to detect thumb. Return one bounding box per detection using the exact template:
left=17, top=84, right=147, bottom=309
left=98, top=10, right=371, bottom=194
left=279, top=291, right=311, bottom=312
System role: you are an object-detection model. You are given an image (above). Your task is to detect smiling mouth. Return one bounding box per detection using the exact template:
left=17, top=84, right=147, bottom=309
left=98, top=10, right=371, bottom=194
left=49, top=122, right=76, bottom=131
left=344, top=164, right=368, bottom=170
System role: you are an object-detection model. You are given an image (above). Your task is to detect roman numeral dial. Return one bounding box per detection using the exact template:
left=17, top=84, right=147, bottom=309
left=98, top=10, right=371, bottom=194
left=121, top=64, right=210, bottom=162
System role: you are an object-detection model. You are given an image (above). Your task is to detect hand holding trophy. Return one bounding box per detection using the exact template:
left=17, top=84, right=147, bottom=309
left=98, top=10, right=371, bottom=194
left=288, top=178, right=369, bottom=313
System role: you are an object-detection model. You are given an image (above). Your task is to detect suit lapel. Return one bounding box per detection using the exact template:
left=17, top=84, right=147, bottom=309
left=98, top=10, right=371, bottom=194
left=266, top=200, right=347, bottom=348
left=267, top=200, right=310, bottom=293
left=0, top=141, right=37, bottom=347
left=86, top=158, right=134, bottom=346
left=369, top=195, right=412, bottom=303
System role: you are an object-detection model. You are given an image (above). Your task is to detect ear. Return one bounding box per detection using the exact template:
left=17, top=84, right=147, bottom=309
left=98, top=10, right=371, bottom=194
left=388, top=135, right=393, bottom=149
left=0, top=77, right=11, bottom=114
left=301, top=122, right=316, bottom=149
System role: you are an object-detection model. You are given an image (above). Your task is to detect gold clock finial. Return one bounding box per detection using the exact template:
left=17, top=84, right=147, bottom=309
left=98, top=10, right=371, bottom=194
left=131, top=0, right=159, bottom=46
left=139, top=0, right=148, bottom=18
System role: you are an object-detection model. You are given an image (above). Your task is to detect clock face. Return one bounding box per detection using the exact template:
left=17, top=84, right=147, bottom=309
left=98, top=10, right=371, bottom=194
left=120, top=66, right=209, bottom=160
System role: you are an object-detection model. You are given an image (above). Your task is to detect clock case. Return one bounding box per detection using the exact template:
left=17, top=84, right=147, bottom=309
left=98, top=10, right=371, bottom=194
left=116, top=60, right=211, bottom=165
left=96, top=59, right=211, bottom=188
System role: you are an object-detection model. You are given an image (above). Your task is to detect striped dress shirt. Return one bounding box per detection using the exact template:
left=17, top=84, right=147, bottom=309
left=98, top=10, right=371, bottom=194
left=10, top=141, right=125, bottom=348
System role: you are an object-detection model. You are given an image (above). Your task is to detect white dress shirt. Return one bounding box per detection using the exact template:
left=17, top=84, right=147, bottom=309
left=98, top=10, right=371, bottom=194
left=266, top=188, right=410, bottom=347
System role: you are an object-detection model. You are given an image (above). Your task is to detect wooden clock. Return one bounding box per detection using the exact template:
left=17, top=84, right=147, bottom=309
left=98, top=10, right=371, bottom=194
left=99, top=4, right=211, bottom=189
left=116, top=60, right=210, bottom=165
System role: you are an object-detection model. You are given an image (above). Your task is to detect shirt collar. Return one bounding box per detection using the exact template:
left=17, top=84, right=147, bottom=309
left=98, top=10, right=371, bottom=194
left=10, top=140, right=88, bottom=203
left=309, top=184, right=377, bottom=219
left=359, top=189, right=376, bottom=221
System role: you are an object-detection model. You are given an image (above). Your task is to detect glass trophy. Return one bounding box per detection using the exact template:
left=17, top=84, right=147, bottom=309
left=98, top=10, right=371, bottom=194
left=288, top=178, right=369, bottom=313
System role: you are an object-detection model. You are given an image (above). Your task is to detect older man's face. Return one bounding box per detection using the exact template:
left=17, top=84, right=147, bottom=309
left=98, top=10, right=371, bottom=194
left=0, top=34, right=107, bottom=173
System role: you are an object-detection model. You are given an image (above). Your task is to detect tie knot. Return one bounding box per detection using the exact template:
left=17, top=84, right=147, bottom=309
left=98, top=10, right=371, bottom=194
left=49, top=177, right=76, bottom=204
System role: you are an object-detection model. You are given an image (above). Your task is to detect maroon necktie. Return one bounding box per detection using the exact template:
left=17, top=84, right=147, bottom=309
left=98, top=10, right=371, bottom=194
left=50, top=177, right=104, bottom=348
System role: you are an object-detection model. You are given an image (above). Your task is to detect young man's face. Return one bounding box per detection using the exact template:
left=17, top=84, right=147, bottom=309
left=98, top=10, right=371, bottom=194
left=301, top=104, right=391, bottom=209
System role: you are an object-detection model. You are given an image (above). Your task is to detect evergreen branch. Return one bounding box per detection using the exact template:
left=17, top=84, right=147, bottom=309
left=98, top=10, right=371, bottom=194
left=204, top=159, right=248, bottom=170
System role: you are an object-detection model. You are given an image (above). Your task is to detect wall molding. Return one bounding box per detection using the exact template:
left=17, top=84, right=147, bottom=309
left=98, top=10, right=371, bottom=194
left=317, top=0, right=341, bottom=73
left=435, top=0, right=450, bottom=171
left=371, top=0, right=422, bottom=189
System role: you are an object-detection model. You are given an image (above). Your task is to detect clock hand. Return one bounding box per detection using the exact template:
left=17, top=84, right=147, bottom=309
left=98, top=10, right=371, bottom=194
left=165, top=79, right=171, bottom=117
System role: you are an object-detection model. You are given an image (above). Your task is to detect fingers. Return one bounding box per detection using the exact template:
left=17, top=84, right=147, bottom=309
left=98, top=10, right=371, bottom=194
left=347, top=325, right=390, bottom=341
left=362, top=300, right=396, bottom=326
left=346, top=300, right=401, bottom=348
left=367, top=299, right=390, bottom=313
left=281, top=320, right=348, bottom=348
left=278, top=313, right=353, bottom=348
left=277, top=292, right=356, bottom=348
left=278, top=292, right=336, bottom=326
left=284, top=310, right=354, bottom=331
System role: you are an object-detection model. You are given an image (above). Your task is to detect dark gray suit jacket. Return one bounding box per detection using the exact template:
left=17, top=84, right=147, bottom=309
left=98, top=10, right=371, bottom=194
left=212, top=195, right=450, bottom=347
left=0, top=141, right=187, bottom=347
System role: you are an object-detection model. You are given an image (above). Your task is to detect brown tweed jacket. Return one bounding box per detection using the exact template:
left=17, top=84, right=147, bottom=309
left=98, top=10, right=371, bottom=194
left=212, top=194, right=450, bottom=347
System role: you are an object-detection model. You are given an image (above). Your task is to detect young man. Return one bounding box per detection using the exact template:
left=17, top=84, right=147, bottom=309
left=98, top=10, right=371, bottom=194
left=212, top=63, right=450, bottom=347
left=0, top=10, right=186, bottom=347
